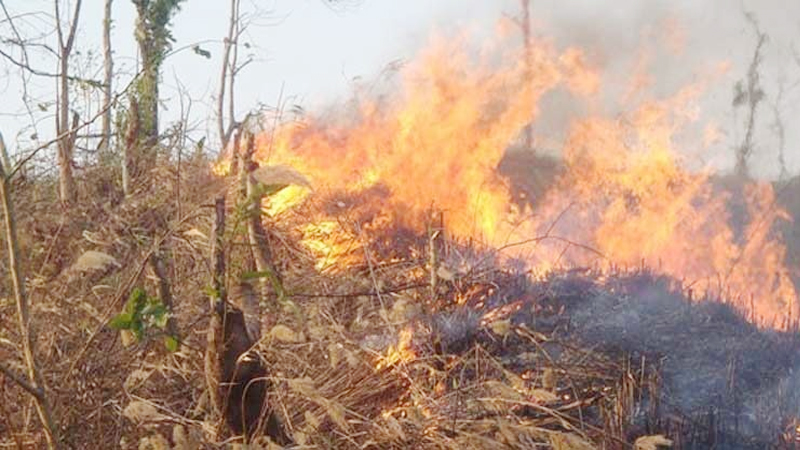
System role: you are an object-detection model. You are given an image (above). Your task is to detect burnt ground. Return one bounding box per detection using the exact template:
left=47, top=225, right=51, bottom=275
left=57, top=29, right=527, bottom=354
left=430, top=265, right=800, bottom=449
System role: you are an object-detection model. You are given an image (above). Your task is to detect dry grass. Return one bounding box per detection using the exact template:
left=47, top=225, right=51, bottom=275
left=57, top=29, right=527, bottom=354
left=2, top=162, right=800, bottom=449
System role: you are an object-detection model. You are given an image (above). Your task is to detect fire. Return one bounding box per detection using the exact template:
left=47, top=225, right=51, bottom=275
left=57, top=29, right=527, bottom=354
left=266, top=185, right=311, bottom=216
left=376, top=326, right=416, bottom=370
left=299, top=220, right=362, bottom=272
left=252, top=29, right=594, bottom=242
left=235, top=21, right=796, bottom=327
left=526, top=93, right=797, bottom=323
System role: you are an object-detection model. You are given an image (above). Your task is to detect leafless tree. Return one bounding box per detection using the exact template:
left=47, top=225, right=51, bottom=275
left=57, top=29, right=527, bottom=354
left=100, top=0, right=113, bottom=157
left=54, top=0, right=83, bottom=204
left=732, top=12, right=767, bottom=179
left=217, top=0, right=266, bottom=151
left=508, top=0, right=534, bottom=151
left=217, top=0, right=240, bottom=150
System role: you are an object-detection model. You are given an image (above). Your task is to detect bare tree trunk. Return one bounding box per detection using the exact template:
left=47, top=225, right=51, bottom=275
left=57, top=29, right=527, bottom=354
left=240, top=132, right=285, bottom=305
left=138, top=46, right=160, bottom=147
left=227, top=12, right=239, bottom=140
left=55, top=0, right=82, bottom=205
left=0, top=131, right=11, bottom=174
left=122, top=96, right=139, bottom=196
left=131, top=39, right=160, bottom=182
left=132, top=0, right=160, bottom=149
left=428, top=211, right=443, bottom=300
left=100, top=0, right=113, bottom=157
left=0, top=134, right=60, bottom=449
left=217, top=0, right=240, bottom=149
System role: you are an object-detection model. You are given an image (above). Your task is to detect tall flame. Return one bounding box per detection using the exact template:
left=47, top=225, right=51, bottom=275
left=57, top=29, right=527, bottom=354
left=254, top=29, right=596, bottom=241
left=242, top=22, right=796, bottom=327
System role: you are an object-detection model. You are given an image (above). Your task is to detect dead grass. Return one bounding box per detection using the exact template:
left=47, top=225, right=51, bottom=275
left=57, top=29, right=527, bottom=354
left=2, top=162, right=799, bottom=449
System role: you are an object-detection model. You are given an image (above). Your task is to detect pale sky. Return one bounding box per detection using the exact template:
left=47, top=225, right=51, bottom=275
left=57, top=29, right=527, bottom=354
left=1, top=0, right=799, bottom=177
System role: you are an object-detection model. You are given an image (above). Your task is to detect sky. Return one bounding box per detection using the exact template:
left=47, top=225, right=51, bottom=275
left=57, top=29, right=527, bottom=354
left=1, top=0, right=799, bottom=177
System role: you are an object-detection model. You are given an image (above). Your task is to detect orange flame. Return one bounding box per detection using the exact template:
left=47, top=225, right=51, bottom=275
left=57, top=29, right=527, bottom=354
left=240, top=22, right=796, bottom=327
left=253, top=30, right=594, bottom=242
left=536, top=96, right=797, bottom=323
left=376, top=326, right=416, bottom=370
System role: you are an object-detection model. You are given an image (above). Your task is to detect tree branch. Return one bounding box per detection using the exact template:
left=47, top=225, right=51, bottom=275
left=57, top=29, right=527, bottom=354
left=0, top=362, right=43, bottom=400
left=8, top=70, right=141, bottom=180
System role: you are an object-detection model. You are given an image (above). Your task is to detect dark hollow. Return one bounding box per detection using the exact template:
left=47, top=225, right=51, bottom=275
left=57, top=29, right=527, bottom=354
left=217, top=301, right=291, bottom=444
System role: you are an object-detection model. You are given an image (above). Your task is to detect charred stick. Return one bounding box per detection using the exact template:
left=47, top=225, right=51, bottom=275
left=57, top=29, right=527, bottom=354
left=0, top=362, right=44, bottom=401
left=428, top=210, right=442, bottom=300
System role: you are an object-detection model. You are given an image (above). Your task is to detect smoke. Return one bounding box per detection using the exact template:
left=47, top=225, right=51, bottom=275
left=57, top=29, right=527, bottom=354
left=425, top=0, right=800, bottom=177
left=564, top=270, right=800, bottom=446
left=411, top=265, right=800, bottom=445
left=538, top=0, right=800, bottom=177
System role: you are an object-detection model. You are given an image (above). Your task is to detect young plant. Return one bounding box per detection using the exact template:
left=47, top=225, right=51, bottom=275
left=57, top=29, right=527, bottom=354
left=110, top=287, right=179, bottom=351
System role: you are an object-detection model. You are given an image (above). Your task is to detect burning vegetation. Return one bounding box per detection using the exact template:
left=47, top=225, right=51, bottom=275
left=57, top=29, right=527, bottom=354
left=192, top=22, right=800, bottom=448
left=239, top=23, right=796, bottom=327
left=4, top=9, right=800, bottom=450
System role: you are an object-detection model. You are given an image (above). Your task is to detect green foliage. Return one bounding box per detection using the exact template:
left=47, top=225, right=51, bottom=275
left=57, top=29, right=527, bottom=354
left=109, top=287, right=178, bottom=351
left=241, top=270, right=272, bottom=281
left=202, top=285, right=220, bottom=299
left=132, top=0, right=186, bottom=60
left=163, top=335, right=179, bottom=352
left=192, top=45, right=211, bottom=59
left=129, top=0, right=185, bottom=145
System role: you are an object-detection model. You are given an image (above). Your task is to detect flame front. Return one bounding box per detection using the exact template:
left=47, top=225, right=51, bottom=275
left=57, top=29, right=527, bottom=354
left=376, top=326, right=416, bottom=370
left=240, top=22, right=796, bottom=327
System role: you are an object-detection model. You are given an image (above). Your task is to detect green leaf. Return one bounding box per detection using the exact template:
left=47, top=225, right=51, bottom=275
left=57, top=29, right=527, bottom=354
left=131, top=321, right=145, bottom=340
left=152, top=310, right=170, bottom=329
left=126, top=288, right=148, bottom=315
left=141, top=301, right=166, bottom=317
left=202, top=285, right=220, bottom=299
left=164, top=335, right=179, bottom=352
left=141, top=298, right=169, bottom=328
left=109, top=313, right=133, bottom=330
left=242, top=270, right=272, bottom=281
left=192, top=45, right=211, bottom=59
